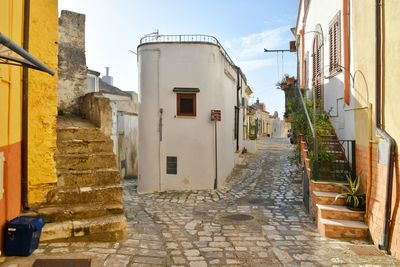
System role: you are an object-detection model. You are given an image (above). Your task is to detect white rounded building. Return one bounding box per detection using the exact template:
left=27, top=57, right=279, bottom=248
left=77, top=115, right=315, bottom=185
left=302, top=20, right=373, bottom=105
left=137, top=35, right=250, bottom=193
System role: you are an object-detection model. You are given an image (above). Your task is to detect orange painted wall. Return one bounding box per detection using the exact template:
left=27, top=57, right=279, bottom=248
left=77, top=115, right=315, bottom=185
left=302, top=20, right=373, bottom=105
left=0, top=143, right=22, bottom=251
left=356, top=144, right=400, bottom=258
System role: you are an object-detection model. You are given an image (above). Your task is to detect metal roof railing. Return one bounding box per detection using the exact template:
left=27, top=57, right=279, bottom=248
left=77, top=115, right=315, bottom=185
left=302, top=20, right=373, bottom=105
left=139, top=34, right=246, bottom=83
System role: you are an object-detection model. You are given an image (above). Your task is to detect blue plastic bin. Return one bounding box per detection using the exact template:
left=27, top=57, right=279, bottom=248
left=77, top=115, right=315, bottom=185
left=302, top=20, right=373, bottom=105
left=4, top=216, right=45, bottom=256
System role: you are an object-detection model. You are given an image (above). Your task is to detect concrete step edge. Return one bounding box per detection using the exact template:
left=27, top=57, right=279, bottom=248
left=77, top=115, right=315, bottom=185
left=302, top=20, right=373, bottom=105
left=316, top=204, right=365, bottom=214
left=55, top=152, right=115, bottom=157
left=313, top=191, right=343, bottom=198
left=57, top=168, right=119, bottom=174
left=40, top=214, right=127, bottom=241
left=51, top=184, right=122, bottom=193
left=319, top=218, right=368, bottom=229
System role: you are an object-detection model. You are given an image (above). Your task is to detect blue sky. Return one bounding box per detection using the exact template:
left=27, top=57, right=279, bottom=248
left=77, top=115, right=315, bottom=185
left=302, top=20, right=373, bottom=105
left=59, top=0, right=298, bottom=117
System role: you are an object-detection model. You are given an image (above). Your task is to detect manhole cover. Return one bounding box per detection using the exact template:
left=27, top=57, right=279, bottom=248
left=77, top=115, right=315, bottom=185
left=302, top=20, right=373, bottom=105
left=247, top=198, right=265, bottom=204
left=223, top=214, right=254, bottom=221
left=350, top=245, right=384, bottom=256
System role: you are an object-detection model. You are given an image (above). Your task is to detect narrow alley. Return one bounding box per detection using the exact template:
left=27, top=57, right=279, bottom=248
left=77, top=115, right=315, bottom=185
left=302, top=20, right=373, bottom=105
left=1, top=138, right=398, bottom=267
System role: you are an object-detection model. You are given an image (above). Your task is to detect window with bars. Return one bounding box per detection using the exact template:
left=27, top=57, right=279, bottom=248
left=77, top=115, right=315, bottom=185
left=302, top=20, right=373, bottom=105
left=329, top=11, right=341, bottom=75
left=166, top=156, right=177, bottom=175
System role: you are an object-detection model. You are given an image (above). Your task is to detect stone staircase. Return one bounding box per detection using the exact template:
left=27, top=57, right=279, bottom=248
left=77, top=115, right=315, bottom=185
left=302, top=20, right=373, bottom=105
left=303, top=116, right=369, bottom=239
left=318, top=134, right=352, bottom=182
left=311, top=180, right=368, bottom=238
left=33, top=115, right=126, bottom=242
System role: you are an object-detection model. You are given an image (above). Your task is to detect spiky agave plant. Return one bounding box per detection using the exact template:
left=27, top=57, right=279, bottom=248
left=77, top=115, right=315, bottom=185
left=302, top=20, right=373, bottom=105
left=335, top=175, right=363, bottom=208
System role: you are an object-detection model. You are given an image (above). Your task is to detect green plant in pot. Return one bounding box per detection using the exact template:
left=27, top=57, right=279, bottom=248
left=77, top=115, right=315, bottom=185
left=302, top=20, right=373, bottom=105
left=335, top=175, right=366, bottom=211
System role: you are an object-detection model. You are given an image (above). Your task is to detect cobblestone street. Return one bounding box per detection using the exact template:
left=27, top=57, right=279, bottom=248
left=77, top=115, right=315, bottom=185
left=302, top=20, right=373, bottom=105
left=1, top=138, right=399, bottom=267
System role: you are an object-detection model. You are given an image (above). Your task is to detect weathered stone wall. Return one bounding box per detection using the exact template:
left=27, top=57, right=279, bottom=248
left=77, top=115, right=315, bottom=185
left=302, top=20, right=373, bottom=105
left=79, top=93, right=113, bottom=136
left=58, top=10, right=87, bottom=114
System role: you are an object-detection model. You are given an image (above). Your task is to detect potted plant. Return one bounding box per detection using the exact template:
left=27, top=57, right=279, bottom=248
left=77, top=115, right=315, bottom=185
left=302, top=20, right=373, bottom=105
left=280, top=82, right=288, bottom=89
left=335, top=175, right=366, bottom=211
left=287, top=77, right=295, bottom=85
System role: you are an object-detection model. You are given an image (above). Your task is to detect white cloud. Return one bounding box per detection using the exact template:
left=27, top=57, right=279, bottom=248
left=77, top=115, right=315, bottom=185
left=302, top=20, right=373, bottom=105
left=223, top=26, right=289, bottom=72
left=236, top=58, right=274, bottom=72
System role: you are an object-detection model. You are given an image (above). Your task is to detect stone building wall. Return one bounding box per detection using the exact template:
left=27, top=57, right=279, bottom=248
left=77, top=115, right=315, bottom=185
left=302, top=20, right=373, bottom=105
left=58, top=10, right=87, bottom=114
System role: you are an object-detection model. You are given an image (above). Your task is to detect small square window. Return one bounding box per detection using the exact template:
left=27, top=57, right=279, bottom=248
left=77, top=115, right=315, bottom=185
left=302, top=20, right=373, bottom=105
left=177, top=93, right=196, bottom=116
left=166, top=156, right=177, bottom=175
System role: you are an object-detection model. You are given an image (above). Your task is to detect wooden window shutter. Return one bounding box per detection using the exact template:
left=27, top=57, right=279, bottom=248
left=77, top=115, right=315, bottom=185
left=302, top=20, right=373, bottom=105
left=335, top=13, right=341, bottom=71
left=329, top=11, right=341, bottom=75
left=329, top=27, right=332, bottom=73
left=334, top=21, right=338, bottom=70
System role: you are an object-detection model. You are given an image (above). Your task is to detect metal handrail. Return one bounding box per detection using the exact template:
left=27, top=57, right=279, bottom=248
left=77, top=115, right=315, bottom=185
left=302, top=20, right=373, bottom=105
left=295, top=84, right=318, bottom=179
left=139, top=34, right=246, bottom=83
left=296, top=85, right=315, bottom=137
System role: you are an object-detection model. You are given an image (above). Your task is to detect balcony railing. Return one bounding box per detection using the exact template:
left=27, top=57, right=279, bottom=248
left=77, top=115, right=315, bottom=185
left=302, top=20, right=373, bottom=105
left=139, top=34, right=246, bottom=82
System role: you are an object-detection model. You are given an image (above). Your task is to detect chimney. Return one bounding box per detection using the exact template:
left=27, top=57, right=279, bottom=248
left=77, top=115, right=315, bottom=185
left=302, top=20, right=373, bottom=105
left=102, top=66, right=114, bottom=85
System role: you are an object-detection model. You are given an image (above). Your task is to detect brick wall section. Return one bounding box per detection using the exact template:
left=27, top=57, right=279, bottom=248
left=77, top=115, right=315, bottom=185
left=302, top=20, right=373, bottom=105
left=299, top=136, right=316, bottom=220
left=356, top=144, right=400, bottom=258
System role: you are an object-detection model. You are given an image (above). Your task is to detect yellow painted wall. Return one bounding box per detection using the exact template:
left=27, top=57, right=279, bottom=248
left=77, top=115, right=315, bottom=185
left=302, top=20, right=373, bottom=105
left=27, top=0, right=58, bottom=204
left=0, top=0, right=24, bottom=147
left=383, top=0, right=400, bottom=142
left=352, top=0, right=375, bottom=147
left=353, top=0, right=400, bottom=144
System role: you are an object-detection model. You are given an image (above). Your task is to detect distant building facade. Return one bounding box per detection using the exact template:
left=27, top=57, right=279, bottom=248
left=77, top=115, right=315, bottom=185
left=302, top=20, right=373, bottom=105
left=87, top=69, right=139, bottom=179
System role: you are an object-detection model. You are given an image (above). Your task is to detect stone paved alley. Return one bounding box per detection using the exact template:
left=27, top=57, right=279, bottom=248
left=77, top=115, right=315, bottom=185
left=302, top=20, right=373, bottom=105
left=1, top=138, right=399, bottom=267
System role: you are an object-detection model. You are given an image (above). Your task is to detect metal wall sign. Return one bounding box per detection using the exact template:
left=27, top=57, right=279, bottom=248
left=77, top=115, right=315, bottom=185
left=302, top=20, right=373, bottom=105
left=211, top=109, right=221, bottom=121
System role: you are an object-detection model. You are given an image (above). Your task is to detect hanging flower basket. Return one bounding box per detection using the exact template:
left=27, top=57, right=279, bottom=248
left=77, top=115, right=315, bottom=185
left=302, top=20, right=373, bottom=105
left=287, top=77, right=295, bottom=85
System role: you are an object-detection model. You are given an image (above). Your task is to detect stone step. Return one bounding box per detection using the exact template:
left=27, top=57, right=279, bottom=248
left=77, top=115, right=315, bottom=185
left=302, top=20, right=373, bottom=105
left=318, top=171, right=351, bottom=178
left=57, top=127, right=108, bottom=142
left=55, top=152, right=117, bottom=170
left=320, top=135, right=337, bottom=139
left=318, top=218, right=369, bottom=238
left=313, top=191, right=345, bottom=205
left=323, top=150, right=344, bottom=155
left=40, top=214, right=126, bottom=242
left=34, top=202, right=123, bottom=223
left=317, top=204, right=364, bottom=221
left=57, top=139, right=113, bottom=154
left=311, top=181, right=347, bottom=193
left=57, top=168, right=120, bottom=187
left=47, top=185, right=123, bottom=205
left=320, top=144, right=343, bottom=150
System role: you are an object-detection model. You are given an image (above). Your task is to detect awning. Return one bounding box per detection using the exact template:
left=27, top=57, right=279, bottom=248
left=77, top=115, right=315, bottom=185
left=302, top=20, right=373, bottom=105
left=0, top=32, right=54, bottom=75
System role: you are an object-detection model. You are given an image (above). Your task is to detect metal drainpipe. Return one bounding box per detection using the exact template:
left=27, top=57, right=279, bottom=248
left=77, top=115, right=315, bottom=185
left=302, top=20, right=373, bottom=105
left=21, top=0, right=30, bottom=210
left=375, top=0, right=396, bottom=252
left=236, top=68, right=240, bottom=152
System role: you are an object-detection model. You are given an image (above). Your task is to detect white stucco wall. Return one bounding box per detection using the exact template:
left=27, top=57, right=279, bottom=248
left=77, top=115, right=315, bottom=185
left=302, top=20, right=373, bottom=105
left=298, top=0, right=355, bottom=141
left=103, top=93, right=139, bottom=179
left=138, top=42, right=245, bottom=193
